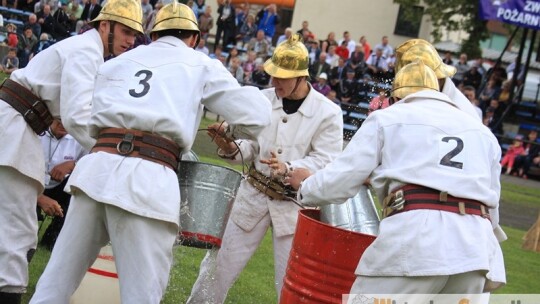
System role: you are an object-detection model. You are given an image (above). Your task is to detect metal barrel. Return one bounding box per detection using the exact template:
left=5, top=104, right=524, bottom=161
left=177, top=161, right=242, bottom=249
left=320, top=185, right=380, bottom=236
left=280, top=209, right=376, bottom=304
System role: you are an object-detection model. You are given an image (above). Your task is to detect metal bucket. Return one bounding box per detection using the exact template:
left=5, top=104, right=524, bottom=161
left=177, top=161, right=242, bottom=249
left=280, top=209, right=376, bottom=304
left=320, top=185, right=380, bottom=236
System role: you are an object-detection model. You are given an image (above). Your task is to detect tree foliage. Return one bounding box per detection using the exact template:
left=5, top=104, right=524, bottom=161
left=393, top=0, right=489, bottom=58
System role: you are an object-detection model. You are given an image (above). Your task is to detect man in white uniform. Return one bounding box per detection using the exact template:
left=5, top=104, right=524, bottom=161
left=188, top=34, right=343, bottom=303
left=31, top=3, right=271, bottom=304
left=0, top=1, right=143, bottom=303
left=287, top=61, right=506, bottom=296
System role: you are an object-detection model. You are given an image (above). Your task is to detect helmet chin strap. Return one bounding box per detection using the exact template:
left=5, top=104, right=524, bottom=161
left=287, top=77, right=306, bottom=99
left=107, top=21, right=117, bottom=57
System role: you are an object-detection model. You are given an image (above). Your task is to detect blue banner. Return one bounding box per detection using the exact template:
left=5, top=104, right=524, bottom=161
left=479, top=0, right=540, bottom=30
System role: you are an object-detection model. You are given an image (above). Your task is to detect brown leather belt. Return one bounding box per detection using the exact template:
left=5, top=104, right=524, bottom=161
left=91, top=128, right=181, bottom=171
left=0, top=79, right=53, bottom=135
left=383, top=184, right=490, bottom=220
left=246, top=166, right=296, bottom=200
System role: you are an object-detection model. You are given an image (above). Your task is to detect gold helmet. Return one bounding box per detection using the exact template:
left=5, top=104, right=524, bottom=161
left=395, top=39, right=456, bottom=79
left=92, top=0, right=144, bottom=34
left=264, top=34, right=309, bottom=79
left=392, top=60, right=439, bottom=99
left=151, top=2, right=200, bottom=33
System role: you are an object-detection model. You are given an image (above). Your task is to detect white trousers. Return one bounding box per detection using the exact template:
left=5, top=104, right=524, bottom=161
left=188, top=212, right=293, bottom=303
left=30, top=191, right=177, bottom=304
left=0, top=166, right=40, bottom=293
left=347, top=271, right=487, bottom=303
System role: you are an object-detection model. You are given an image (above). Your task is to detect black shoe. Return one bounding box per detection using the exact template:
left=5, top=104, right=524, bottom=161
left=0, top=292, right=22, bottom=304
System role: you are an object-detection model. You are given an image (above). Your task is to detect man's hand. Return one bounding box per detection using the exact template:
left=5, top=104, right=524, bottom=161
left=207, top=122, right=237, bottom=154
left=285, top=167, right=312, bottom=190
left=37, top=194, right=64, bottom=217
left=260, top=151, right=287, bottom=177
left=50, top=160, right=75, bottom=182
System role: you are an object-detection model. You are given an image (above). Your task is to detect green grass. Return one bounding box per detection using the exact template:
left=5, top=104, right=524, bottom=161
left=24, top=117, right=540, bottom=303
left=501, top=182, right=540, bottom=209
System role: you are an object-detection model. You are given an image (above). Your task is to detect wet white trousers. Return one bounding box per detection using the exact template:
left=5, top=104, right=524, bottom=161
left=30, top=191, right=177, bottom=304
left=188, top=212, right=294, bottom=304
left=346, top=271, right=487, bottom=303
left=0, top=166, right=40, bottom=293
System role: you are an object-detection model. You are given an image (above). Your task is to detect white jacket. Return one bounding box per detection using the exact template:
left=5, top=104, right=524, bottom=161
left=230, top=85, right=343, bottom=236
left=67, top=36, right=272, bottom=226
left=300, top=90, right=506, bottom=289
left=0, top=29, right=103, bottom=187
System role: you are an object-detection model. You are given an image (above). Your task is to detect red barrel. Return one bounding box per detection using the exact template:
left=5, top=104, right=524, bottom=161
left=280, top=209, right=376, bottom=304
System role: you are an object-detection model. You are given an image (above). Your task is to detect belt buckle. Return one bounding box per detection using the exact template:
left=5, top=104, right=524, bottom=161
left=388, top=189, right=405, bottom=211
left=117, top=133, right=135, bottom=155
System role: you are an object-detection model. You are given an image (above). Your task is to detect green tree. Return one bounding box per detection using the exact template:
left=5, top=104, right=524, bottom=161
left=393, top=0, right=489, bottom=58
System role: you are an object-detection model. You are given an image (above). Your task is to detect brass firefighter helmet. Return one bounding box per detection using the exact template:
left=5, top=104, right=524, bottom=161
left=92, top=0, right=144, bottom=34
left=392, top=60, right=440, bottom=99
left=151, top=2, right=200, bottom=34
left=264, top=34, right=309, bottom=79
left=395, top=39, right=456, bottom=79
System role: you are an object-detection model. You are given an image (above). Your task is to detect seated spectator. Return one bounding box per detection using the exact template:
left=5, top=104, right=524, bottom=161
left=32, top=33, right=54, bottom=59
left=25, top=13, right=42, bottom=39
left=249, top=59, right=270, bottom=88
left=198, top=5, right=214, bottom=43
left=442, top=51, right=453, bottom=65
left=328, top=56, right=347, bottom=91
left=338, top=68, right=358, bottom=103
left=312, top=73, right=331, bottom=96
left=325, top=90, right=340, bottom=105
left=246, top=30, right=269, bottom=59
left=462, top=62, right=482, bottom=90
left=368, top=87, right=392, bottom=115
left=321, top=31, right=338, bottom=53
left=225, top=45, right=241, bottom=68
left=209, top=45, right=226, bottom=64
left=325, top=45, right=339, bottom=68
left=228, top=56, right=244, bottom=83
left=5, top=23, right=18, bottom=49
left=18, top=26, right=38, bottom=68
left=335, top=40, right=349, bottom=60
left=462, top=85, right=483, bottom=120
left=452, top=53, right=469, bottom=87
left=242, top=50, right=257, bottom=82
left=1, top=48, right=19, bottom=74
left=501, top=135, right=525, bottom=174
left=478, top=77, right=502, bottom=110
left=195, top=38, right=209, bottom=55
left=236, top=13, right=256, bottom=47
left=513, top=129, right=539, bottom=179
left=308, top=52, right=330, bottom=81
left=276, top=27, right=292, bottom=46
left=66, top=0, right=84, bottom=33
left=365, top=46, right=388, bottom=81
left=483, top=106, right=503, bottom=135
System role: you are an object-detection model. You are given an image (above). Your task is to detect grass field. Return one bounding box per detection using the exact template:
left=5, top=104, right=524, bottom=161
left=23, top=117, right=540, bottom=303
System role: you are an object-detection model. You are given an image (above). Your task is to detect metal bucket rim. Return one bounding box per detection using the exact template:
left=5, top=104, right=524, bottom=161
left=299, top=209, right=377, bottom=239
left=180, top=160, right=242, bottom=176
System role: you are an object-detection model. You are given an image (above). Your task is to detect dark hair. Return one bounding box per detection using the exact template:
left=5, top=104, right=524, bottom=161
left=154, top=29, right=198, bottom=41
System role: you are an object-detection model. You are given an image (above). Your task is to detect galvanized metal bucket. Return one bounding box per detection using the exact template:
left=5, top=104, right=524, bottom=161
left=320, top=185, right=380, bottom=236
left=177, top=160, right=242, bottom=249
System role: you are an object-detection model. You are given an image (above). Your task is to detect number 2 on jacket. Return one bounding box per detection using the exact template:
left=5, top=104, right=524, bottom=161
left=439, top=136, right=464, bottom=169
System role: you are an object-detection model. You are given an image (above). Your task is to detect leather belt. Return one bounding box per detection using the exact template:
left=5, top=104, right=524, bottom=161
left=91, top=128, right=181, bottom=171
left=382, top=184, right=490, bottom=220
left=246, top=166, right=296, bottom=201
left=0, top=79, right=53, bottom=135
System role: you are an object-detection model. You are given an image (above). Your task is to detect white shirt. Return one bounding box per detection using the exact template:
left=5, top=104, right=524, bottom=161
left=67, top=36, right=271, bottom=226
left=0, top=29, right=103, bottom=187
left=40, top=133, right=87, bottom=189
left=300, top=90, right=506, bottom=289
left=229, top=85, right=343, bottom=236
